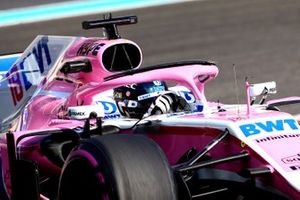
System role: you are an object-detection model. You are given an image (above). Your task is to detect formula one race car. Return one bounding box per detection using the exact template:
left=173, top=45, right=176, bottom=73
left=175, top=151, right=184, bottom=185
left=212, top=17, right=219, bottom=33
left=1, top=15, right=300, bottom=200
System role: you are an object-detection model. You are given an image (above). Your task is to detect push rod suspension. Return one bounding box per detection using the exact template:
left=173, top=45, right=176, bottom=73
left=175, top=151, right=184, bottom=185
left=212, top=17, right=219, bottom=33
left=185, top=129, right=229, bottom=167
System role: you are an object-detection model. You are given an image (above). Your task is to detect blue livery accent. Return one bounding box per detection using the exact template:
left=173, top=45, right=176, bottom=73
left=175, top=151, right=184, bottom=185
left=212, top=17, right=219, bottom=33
left=5, top=36, right=51, bottom=105
left=95, top=100, right=118, bottom=115
left=178, top=90, right=195, bottom=103
left=19, top=37, right=51, bottom=91
left=195, top=104, right=204, bottom=112
left=99, top=101, right=117, bottom=114
left=240, top=119, right=299, bottom=137
left=95, top=100, right=121, bottom=120
left=103, top=114, right=121, bottom=120
left=0, top=54, right=20, bottom=72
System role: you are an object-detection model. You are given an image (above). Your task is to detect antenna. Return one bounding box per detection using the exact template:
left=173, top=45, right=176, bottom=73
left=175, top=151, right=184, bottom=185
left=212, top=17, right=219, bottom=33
left=233, top=64, right=240, bottom=116
left=245, top=77, right=251, bottom=116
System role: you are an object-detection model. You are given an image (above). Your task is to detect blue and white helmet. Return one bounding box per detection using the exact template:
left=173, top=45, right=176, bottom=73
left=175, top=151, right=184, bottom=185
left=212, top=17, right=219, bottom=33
left=113, top=81, right=168, bottom=118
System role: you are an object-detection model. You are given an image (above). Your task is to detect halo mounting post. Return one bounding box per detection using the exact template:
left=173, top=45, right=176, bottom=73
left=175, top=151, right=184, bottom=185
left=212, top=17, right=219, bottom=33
left=82, top=14, right=138, bottom=39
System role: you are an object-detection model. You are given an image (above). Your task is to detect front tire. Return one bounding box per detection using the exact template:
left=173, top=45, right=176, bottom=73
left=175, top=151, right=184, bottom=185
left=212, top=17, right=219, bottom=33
left=58, top=134, right=177, bottom=200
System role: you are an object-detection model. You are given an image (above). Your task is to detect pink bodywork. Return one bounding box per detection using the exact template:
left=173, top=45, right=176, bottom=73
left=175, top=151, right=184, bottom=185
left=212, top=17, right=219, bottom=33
left=0, top=36, right=144, bottom=199
left=0, top=35, right=300, bottom=199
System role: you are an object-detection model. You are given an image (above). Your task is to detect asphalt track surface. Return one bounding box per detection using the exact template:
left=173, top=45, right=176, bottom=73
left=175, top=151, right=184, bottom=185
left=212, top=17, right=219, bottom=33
left=1, top=0, right=300, bottom=112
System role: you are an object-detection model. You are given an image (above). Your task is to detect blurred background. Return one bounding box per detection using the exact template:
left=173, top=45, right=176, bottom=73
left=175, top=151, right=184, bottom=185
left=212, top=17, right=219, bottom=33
left=0, top=0, right=299, bottom=109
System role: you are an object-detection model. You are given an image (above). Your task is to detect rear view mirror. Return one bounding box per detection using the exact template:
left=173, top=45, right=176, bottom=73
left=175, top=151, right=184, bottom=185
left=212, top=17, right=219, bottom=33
left=60, top=59, right=92, bottom=74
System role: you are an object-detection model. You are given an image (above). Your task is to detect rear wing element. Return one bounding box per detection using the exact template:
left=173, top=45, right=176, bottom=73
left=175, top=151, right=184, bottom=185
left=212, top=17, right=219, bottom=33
left=246, top=81, right=277, bottom=116
left=0, top=35, right=77, bottom=131
left=249, top=81, right=277, bottom=105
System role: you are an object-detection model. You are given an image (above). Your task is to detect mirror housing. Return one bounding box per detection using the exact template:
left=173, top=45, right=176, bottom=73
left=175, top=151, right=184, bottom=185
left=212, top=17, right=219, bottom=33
left=60, top=59, right=92, bottom=74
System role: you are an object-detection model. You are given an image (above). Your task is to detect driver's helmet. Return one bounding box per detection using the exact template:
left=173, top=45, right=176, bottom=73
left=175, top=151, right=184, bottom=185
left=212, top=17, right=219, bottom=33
left=113, top=81, right=168, bottom=119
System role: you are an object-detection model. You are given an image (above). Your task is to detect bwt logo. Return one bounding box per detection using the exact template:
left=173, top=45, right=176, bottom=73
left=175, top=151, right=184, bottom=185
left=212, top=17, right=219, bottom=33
left=290, top=165, right=300, bottom=171
left=240, top=119, right=299, bottom=137
left=6, top=37, right=51, bottom=106
left=282, top=154, right=300, bottom=164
